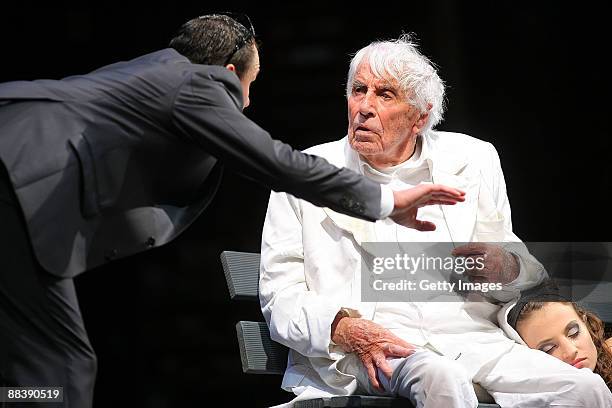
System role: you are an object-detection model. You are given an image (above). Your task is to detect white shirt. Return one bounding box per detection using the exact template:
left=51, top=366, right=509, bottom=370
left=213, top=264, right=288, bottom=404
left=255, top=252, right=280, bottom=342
left=363, top=136, right=451, bottom=243
left=358, top=137, right=455, bottom=349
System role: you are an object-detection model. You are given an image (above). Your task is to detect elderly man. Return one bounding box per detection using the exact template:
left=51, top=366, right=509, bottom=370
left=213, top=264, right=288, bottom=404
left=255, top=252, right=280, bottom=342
left=259, top=35, right=612, bottom=407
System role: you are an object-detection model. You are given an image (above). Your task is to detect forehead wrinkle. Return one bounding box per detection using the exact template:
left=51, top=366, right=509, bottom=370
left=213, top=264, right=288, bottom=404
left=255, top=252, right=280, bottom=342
left=353, top=74, right=398, bottom=93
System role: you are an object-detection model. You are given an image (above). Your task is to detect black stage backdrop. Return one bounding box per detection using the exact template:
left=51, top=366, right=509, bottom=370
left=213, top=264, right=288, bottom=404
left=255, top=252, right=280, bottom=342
left=0, top=2, right=609, bottom=407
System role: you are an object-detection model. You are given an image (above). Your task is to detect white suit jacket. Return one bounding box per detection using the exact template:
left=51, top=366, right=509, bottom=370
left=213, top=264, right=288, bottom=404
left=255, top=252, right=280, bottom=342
left=259, top=131, right=545, bottom=400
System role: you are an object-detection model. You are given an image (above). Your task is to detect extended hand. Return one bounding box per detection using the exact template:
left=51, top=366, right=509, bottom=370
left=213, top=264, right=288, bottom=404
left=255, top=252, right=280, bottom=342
left=332, top=317, right=416, bottom=392
left=452, top=243, right=519, bottom=284
left=390, top=184, right=465, bottom=231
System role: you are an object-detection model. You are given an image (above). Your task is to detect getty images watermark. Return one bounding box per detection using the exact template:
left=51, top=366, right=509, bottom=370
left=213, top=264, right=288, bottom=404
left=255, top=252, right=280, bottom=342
left=360, top=242, right=530, bottom=302
left=360, top=242, right=612, bottom=302
left=370, top=251, right=501, bottom=293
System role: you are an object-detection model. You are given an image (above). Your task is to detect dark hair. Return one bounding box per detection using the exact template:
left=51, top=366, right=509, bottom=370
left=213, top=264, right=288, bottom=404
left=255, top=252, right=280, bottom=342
left=507, top=280, right=565, bottom=329
left=515, top=301, right=612, bottom=390
left=169, top=14, right=257, bottom=79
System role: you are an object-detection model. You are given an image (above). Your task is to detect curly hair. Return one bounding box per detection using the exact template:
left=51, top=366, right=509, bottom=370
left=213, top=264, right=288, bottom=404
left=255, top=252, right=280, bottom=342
left=577, top=304, right=612, bottom=390
left=518, top=301, right=612, bottom=390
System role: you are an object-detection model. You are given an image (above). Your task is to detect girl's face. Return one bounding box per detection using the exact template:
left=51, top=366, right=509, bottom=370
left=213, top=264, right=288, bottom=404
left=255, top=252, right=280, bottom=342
left=517, top=302, right=597, bottom=370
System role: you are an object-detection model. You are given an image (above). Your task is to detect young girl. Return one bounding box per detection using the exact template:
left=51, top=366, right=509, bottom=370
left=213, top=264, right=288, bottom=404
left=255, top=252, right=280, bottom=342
left=502, top=293, right=612, bottom=390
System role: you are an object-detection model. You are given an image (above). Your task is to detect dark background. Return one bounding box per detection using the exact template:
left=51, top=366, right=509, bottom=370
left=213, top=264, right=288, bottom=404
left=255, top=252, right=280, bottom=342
left=1, top=2, right=609, bottom=407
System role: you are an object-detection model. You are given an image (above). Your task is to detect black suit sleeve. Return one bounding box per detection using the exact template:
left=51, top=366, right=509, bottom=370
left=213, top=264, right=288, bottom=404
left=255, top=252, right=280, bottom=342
left=170, top=70, right=383, bottom=221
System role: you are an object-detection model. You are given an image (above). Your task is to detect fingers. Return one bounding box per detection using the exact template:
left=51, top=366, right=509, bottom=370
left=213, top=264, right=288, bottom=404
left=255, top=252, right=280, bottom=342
left=361, top=339, right=418, bottom=392
left=466, top=275, right=489, bottom=283
left=430, top=193, right=465, bottom=203
left=390, top=337, right=417, bottom=352
left=423, top=184, right=465, bottom=199
left=413, top=219, right=436, bottom=231
left=377, top=357, right=394, bottom=381
left=384, top=343, right=414, bottom=358
left=370, top=345, right=416, bottom=390
left=420, top=198, right=459, bottom=207
left=419, top=190, right=465, bottom=204
left=394, top=185, right=465, bottom=209
left=365, top=361, right=383, bottom=392
left=452, top=242, right=488, bottom=256
left=429, top=190, right=465, bottom=199
left=458, top=253, right=489, bottom=279
left=416, top=191, right=465, bottom=208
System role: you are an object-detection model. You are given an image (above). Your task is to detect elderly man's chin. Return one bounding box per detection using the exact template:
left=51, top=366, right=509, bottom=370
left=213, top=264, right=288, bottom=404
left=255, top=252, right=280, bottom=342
left=349, top=132, right=382, bottom=155
left=349, top=141, right=382, bottom=157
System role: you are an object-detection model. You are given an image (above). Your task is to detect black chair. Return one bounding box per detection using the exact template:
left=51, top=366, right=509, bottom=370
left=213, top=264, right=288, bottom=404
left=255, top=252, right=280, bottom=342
left=221, top=250, right=514, bottom=408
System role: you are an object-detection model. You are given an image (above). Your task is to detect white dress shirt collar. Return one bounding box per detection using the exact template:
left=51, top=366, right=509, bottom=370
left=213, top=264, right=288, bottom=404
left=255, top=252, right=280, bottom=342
left=357, top=135, right=431, bottom=184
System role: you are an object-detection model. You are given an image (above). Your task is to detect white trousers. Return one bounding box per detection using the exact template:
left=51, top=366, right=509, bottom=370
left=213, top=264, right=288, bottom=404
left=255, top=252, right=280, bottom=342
left=345, top=346, right=612, bottom=408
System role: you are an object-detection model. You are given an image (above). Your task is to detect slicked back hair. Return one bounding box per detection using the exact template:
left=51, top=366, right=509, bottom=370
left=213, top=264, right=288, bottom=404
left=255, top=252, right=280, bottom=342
left=169, top=14, right=256, bottom=79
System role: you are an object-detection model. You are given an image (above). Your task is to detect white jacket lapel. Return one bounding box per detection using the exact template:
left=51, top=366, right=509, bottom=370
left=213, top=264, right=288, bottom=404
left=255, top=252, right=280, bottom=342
left=432, top=170, right=480, bottom=242
left=319, top=140, right=378, bottom=246
left=322, top=207, right=376, bottom=245
left=427, top=145, right=480, bottom=243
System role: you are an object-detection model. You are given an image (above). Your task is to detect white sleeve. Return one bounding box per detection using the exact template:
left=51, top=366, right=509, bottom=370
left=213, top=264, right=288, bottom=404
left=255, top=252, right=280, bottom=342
left=482, top=143, right=547, bottom=301
left=259, top=191, right=342, bottom=359
left=379, top=185, right=395, bottom=218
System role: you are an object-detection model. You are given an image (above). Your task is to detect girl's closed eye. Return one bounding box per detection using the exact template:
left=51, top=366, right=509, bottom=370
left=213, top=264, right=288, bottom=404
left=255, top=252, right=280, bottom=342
left=540, top=343, right=556, bottom=354
left=567, top=323, right=580, bottom=338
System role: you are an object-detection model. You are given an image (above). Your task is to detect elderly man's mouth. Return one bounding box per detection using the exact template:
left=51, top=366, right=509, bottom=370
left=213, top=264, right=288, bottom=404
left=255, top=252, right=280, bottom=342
left=354, top=126, right=376, bottom=136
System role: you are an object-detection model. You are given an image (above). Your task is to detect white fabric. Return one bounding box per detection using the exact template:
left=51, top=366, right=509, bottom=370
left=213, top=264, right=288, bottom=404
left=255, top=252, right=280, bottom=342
left=354, top=350, right=479, bottom=408
left=372, top=132, right=424, bottom=219
left=346, top=346, right=612, bottom=408
left=259, top=131, right=611, bottom=406
left=477, top=342, right=612, bottom=407
left=365, top=137, right=452, bottom=245
left=378, top=185, right=394, bottom=218
left=496, top=299, right=526, bottom=345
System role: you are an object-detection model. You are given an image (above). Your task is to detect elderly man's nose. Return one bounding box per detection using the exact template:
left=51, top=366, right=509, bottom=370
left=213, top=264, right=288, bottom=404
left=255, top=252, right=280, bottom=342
left=359, top=93, right=375, bottom=116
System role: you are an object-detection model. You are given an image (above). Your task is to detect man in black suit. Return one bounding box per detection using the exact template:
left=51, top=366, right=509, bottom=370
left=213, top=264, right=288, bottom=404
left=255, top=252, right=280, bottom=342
left=0, top=14, right=463, bottom=407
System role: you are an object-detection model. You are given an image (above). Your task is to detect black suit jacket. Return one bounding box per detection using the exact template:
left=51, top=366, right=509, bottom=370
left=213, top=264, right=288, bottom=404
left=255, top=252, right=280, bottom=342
left=0, top=49, right=382, bottom=278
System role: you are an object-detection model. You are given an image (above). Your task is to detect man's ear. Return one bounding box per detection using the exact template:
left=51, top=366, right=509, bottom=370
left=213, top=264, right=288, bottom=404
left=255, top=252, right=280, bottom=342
left=413, top=103, right=432, bottom=134
left=413, top=112, right=430, bottom=134
left=225, top=64, right=237, bottom=73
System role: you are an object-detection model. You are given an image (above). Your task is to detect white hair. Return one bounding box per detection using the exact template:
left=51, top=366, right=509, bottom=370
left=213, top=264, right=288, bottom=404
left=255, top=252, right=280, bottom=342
left=346, top=34, right=446, bottom=133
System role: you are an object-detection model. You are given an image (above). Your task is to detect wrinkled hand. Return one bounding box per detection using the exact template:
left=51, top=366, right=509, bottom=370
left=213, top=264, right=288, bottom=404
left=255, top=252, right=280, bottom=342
left=332, top=317, right=416, bottom=391
left=390, top=184, right=465, bottom=231
left=452, top=243, right=519, bottom=284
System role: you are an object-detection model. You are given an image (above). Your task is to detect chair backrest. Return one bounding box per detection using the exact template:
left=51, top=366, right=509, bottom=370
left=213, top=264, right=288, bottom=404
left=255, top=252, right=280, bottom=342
left=221, top=250, right=288, bottom=374
left=235, top=321, right=288, bottom=374
left=221, top=251, right=261, bottom=301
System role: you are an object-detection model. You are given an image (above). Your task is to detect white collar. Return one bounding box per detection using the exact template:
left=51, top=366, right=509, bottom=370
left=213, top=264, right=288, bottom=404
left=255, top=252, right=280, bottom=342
left=343, top=131, right=469, bottom=180
left=356, top=135, right=430, bottom=184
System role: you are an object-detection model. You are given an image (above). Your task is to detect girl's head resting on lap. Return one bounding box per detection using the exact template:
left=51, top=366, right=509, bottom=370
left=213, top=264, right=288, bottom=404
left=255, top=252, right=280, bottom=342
left=513, top=300, right=612, bottom=389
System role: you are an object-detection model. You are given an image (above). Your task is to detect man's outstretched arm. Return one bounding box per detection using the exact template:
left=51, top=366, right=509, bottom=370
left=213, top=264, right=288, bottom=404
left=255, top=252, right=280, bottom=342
left=172, top=71, right=464, bottom=228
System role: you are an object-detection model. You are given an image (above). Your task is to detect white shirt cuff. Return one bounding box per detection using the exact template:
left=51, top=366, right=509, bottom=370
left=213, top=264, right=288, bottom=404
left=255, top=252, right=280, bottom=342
left=379, top=185, right=395, bottom=218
